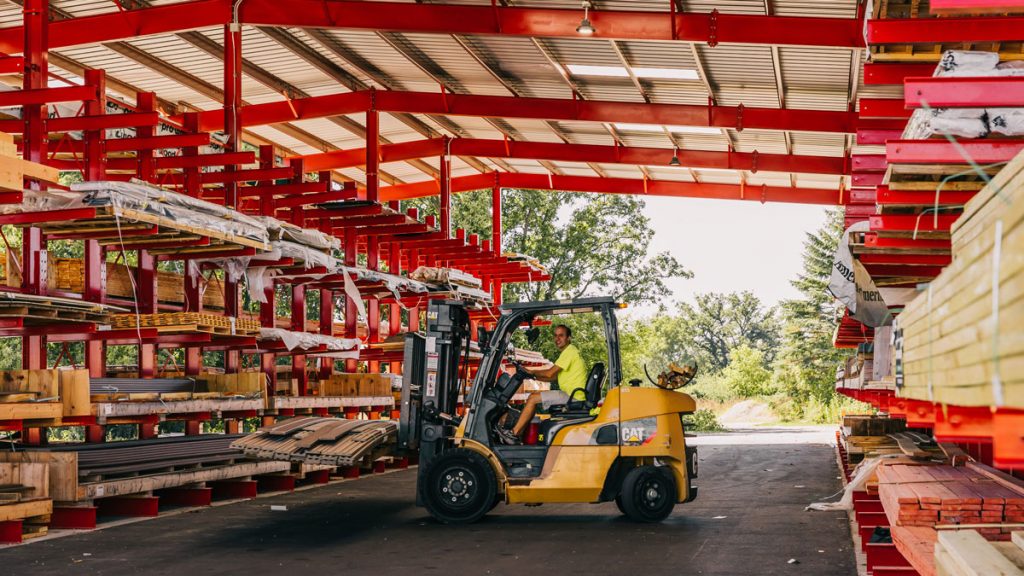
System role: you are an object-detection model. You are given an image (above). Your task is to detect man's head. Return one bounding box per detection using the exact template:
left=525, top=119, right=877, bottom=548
left=553, top=324, right=572, bottom=351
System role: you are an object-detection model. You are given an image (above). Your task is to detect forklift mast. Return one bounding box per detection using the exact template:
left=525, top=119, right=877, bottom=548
left=398, top=300, right=470, bottom=503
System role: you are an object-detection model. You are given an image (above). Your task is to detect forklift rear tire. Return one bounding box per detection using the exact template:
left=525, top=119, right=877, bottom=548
left=619, top=466, right=675, bottom=523
left=423, top=448, right=498, bottom=524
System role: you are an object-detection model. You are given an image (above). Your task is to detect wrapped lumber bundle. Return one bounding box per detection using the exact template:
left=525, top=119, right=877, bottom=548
left=409, top=266, right=483, bottom=289
left=258, top=327, right=360, bottom=354
left=897, top=150, right=1024, bottom=406
left=904, top=51, right=1024, bottom=140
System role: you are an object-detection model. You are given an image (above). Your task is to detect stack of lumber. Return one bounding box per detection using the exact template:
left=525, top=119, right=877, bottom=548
left=935, top=530, right=1024, bottom=575
left=878, top=463, right=1024, bottom=529
left=200, top=372, right=265, bottom=396
left=318, top=373, right=395, bottom=397
left=232, top=416, right=398, bottom=468
left=0, top=461, right=52, bottom=541
left=2, top=254, right=228, bottom=310
left=0, top=435, right=289, bottom=502
left=844, top=414, right=907, bottom=437
left=0, top=369, right=88, bottom=419
left=0, top=291, right=123, bottom=325
left=898, top=149, right=1024, bottom=407
left=409, top=266, right=483, bottom=289
left=110, top=312, right=260, bottom=335
left=0, top=131, right=59, bottom=195
left=870, top=1, right=1024, bottom=61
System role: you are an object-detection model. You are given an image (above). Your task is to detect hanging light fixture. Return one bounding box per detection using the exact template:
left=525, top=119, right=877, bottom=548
left=669, top=148, right=681, bottom=166
left=576, top=1, right=595, bottom=35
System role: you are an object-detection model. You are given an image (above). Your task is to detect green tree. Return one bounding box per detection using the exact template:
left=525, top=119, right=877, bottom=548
left=409, top=189, right=690, bottom=307
left=771, top=208, right=855, bottom=420
left=720, top=345, right=773, bottom=397
left=647, top=291, right=779, bottom=374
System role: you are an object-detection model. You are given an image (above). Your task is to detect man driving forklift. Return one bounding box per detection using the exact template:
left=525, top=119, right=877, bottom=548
left=501, top=324, right=587, bottom=443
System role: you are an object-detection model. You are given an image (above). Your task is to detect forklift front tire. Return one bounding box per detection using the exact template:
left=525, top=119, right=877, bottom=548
left=619, top=466, right=676, bottom=523
left=423, top=448, right=498, bottom=524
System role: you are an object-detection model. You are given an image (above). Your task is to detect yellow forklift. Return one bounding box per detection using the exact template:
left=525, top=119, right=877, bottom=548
left=398, top=297, right=699, bottom=524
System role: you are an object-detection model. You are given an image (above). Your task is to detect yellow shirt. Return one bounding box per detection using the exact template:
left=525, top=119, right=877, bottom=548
left=554, top=344, right=587, bottom=397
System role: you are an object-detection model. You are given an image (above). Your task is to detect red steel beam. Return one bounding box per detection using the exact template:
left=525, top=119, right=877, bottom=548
left=0, top=0, right=865, bottom=53
left=104, top=151, right=255, bottom=171
left=858, top=98, right=911, bottom=119
left=869, top=214, right=960, bottom=232
left=887, top=140, right=1024, bottom=164
left=380, top=172, right=843, bottom=205
left=868, top=16, right=1024, bottom=44
left=862, top=63, right=936, bottom=85
left=181, top=89, right=868, bottom=134
left=905, top=76, right=1024, bottom=108
left=0, top=84, right=96, bottom=106
left=858, top=253, right=952, bottom=266
left=6, top=113, right=161, bottom=134
left=875, top=186, right=977, bottom=206
left=299, top=137, right=850, bottom=175
left=863, top=235, right=950, bottom=250
left=930, top=0, right=1024, bottom=13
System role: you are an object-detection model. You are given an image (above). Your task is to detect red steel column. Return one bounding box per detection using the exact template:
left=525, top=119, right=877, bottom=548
left=223, top=22, right=242, bottom=210
left=318, top=287, right=333, bottom=379
left=221, top=23, right=243, bottom=373
left=258, top=145, right=275, bottom=215
left=260, top=281, right=277, bottom=397
left=83, top=69, right=107, bottom=377
left=21, top=0, right=47, bottom=369
left=366, top=236, right=380, bottom=374
left=344, top=227, right=358, bottom=372
left=135, top=91, right=157, bottom=377
left=183, top=254, right=202, bottom=376
left=387, top=240, right=402, bottom=373
left=182, top=113, right=201, bottom=198
left=491, top=185, right=502, bottom=306
left=365, top=106, right=379, bottom=203
left=291, top=285, right=307, bottom=395
left=440, top=138, right=451, bottom=238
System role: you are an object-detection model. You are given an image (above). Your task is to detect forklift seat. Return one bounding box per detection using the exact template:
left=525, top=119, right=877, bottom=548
left=548, top=362, right=604, bottom=415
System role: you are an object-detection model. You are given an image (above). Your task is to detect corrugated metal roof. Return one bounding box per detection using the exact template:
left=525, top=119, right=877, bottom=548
left=26, top=0, right=865, bottom=194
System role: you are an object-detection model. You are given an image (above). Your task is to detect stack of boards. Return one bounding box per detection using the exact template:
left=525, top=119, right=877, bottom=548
left=935, top=530, right=1024, bottom=576
left=898, top=150, right=1024, bottom=406
left=232, top=417, right=398, bottom=468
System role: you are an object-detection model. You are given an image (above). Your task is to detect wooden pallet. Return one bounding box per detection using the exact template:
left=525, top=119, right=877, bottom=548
left=0, top=291, right=121, bottom=325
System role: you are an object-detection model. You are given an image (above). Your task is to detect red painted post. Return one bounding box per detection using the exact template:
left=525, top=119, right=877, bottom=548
left=319, top=287, right=333, bottom=379
left=157, top=487, right=212, bottom=507
left=21, top=426, right=43, bottom=446
left=367, top=236, right=380, bottom=374
left=86, top=424, right=105, bottom=444
left=258, top=144, right=276, bottom=215
left=0, top=520, right=23, bottom=543
left=257, top=474, right=295, bottom=493
left=135, top=92, right=156, bottom=182
left=139, top=421, right=156, bottom=439
left=137, top=250, right=157, bottom=377
left=388, top=240, right=402, bottom=373
left=20, top=0, right=48, bottom=370
left=491, top=184, right=502, bottom=306
left=291, top=284, right=308, bottom=395
left=260, top=281, right=277, bottom=396
left=182, top=112, right=201, bottom=198
left=365, top=107, right=379, bottom=203
left=440, top=138, right=451, bottom=238
left=223, top=22, right=242, bottom=210
left=185, top=419, right=201, bottom=436
left=83, top=69, right=107, bottom=377
left=343, top=227, right=358, bottom=372
left=209, top=479, right=258, bottom=500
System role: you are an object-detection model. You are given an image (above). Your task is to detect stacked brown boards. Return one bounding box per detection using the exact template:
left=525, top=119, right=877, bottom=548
left=898, top=150, right=1024, bottom=406
left=878, top=464, right=1024, bottom=530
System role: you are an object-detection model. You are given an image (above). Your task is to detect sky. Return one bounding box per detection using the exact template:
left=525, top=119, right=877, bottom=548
left=629, top=196, right=831, bottom=317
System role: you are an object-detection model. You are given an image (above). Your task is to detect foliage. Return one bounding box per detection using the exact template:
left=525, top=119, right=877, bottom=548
left=769, top=208, right=855, bottom=421
left=720, top=345, right=774, bottom=397
left=685, top=372, right=734, bottom=403
left=643, top=291, right=779, bottom=374
left=682, top=408, right=725, bottom=432
left=410, top=189, right=690, bottom=307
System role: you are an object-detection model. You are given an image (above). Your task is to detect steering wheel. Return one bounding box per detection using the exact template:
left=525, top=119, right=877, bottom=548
left=511, top=361, right=532, bottom=380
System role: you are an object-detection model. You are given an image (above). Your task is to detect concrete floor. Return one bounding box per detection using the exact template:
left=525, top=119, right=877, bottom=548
left=1, top=427, right=856, bottom=576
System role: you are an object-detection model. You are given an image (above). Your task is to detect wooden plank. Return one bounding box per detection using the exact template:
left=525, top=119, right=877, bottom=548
left=0, top=498, right=51, bottom=523
left=936, top=530, right=1024, bottom=576
left=0, top=402, right=62, bottom=420
left=0, top=451, right=77, bottom=502
left=78, top=461, right=290, bottom=500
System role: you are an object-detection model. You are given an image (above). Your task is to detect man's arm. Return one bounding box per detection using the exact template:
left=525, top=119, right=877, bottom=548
left=525, top=364, right=561, bottom=382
